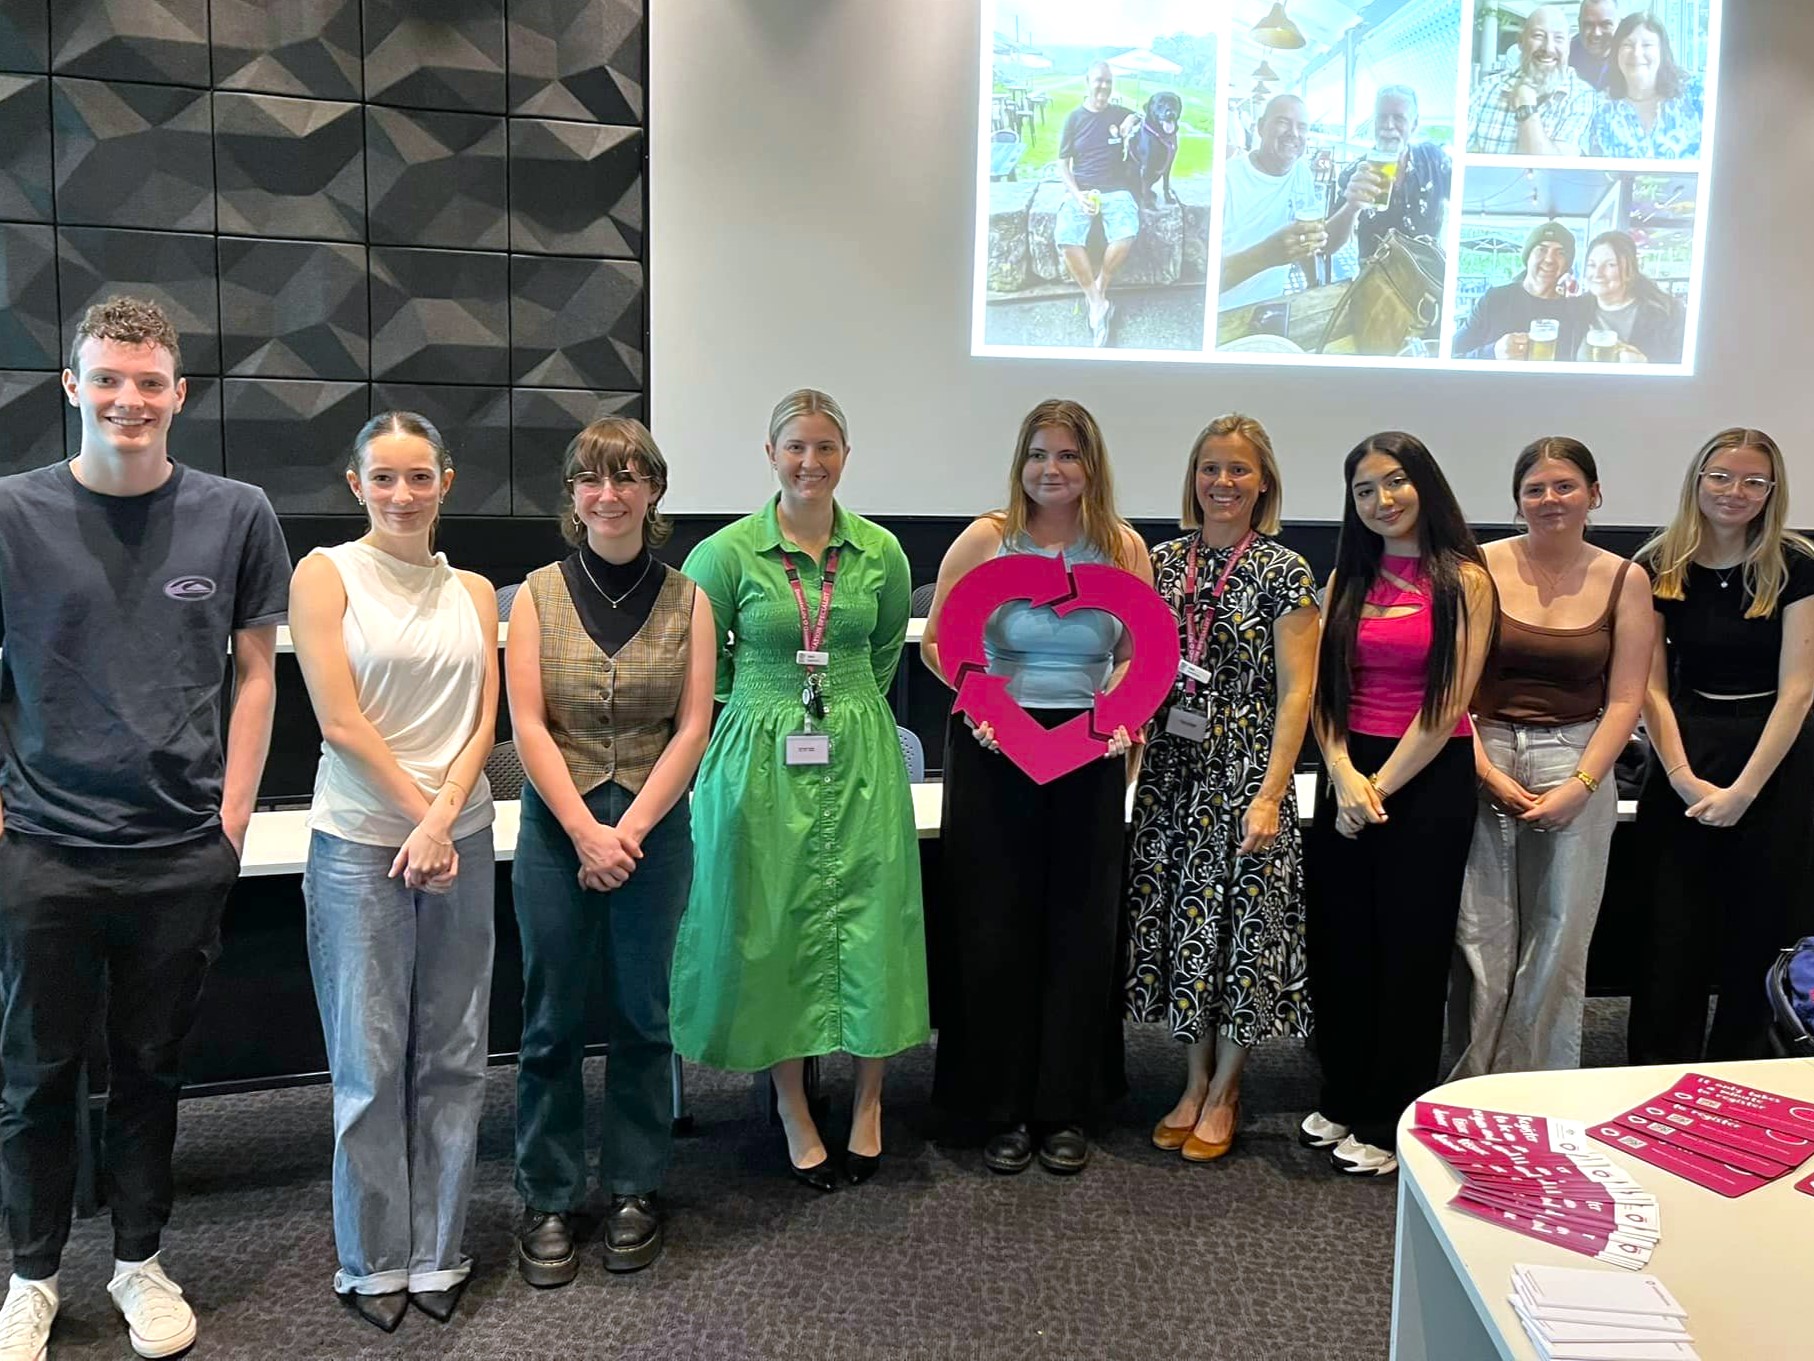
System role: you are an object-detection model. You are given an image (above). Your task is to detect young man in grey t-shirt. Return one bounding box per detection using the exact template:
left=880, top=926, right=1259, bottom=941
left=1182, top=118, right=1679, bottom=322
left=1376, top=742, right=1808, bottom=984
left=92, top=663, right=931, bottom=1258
left=0, top=298, right=290, bottom=1358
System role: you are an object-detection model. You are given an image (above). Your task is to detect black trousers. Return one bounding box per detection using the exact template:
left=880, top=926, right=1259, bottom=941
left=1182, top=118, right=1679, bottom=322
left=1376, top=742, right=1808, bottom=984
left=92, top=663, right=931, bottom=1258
left=1628, top=698, right=1814, bottom=1065
left=1305, top=735, right=1474, bottom=1151
left=930, top=710, right=1128, bottom=1128
left=0, top=830, right=238, bottom=1277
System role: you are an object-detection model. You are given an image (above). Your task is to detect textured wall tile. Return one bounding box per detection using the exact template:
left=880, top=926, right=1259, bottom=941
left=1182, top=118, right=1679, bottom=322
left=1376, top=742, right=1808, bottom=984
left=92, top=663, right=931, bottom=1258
left=370, top=247, right=509, bottom=384
left=508, top=0, right=642, bottom=124
left=51, top=0, right=210, bottom=87
left=0, top=223, right=59, bottom=368
left=59, top=227, right=220, bottom=373
left=222, top=377, right=368, bottom=510
left=364, top=0, right=504, bottom=113
left=214, top=92, right=363, bottom=240
left=366, top=106, right=506, bottom=249
left=0, top=75, right=53, bottom=221
left=52, top=77, right=213, bottom=231
left=67, top=374, right=224, bottom=475
left=372, top=383, right=511, bottom=514
left=0, top=371, right=65, bottom=476
left=510, top=387, right=641, bottom=516
left=511, top=256, right=643, bottom=390
left=0, top=3, right=49, bottom=76
left=219, top=237, right=367, bottom=379
left=509, top=119, right=641, bottom=257
left=210, top=0, right=360, bottom=100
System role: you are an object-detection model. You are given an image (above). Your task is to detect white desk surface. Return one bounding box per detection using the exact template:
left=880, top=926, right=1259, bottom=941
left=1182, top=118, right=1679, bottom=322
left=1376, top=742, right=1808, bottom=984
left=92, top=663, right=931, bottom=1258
left=1395, top=1059, right=1814, bottom=1359
left=272, top=619, right=928, bottom=655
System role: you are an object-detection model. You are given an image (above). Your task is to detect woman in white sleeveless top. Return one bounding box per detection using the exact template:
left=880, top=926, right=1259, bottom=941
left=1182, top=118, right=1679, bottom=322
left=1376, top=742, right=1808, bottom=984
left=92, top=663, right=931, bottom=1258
left=289, top=412, right=500, bottom=1332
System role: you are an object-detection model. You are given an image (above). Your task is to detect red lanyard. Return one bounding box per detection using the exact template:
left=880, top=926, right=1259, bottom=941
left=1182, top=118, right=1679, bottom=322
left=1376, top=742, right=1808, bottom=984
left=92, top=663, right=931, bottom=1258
left=1180, top=531, right=1254, bottom=695
left=780, top=546, right=840, bottom=659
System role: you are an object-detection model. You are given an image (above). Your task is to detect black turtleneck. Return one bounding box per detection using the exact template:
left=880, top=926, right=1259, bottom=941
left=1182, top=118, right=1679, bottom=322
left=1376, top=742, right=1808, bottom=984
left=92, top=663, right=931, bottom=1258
left=556, top=543, right=664, bottom=654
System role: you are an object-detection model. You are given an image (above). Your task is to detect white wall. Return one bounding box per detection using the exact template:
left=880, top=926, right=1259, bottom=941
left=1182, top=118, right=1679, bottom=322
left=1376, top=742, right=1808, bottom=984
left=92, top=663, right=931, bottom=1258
left=651, top=0, right=1813, bottom=526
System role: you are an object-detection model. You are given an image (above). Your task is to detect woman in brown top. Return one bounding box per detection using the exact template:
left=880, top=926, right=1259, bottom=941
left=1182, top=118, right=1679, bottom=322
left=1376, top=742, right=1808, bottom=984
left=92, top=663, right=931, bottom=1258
left=505, top=418, right=716, bottom=1283
left=1450, top=438, right=1652, bottom=1077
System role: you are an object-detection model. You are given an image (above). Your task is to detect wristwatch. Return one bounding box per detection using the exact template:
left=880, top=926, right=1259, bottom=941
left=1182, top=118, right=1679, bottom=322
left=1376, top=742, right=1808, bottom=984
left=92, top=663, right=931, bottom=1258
left=1513, top=103, right=1537, bottom=122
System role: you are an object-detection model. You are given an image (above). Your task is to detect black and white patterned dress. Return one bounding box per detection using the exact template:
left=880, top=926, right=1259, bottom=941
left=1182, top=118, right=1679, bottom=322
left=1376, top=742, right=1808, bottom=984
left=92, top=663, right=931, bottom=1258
left=1125, top=533, right=1317, bottom=1046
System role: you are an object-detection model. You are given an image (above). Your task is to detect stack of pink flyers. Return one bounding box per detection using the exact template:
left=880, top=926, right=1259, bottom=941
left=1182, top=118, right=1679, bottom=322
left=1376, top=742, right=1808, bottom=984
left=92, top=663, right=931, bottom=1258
left=1589, top=1071, right=1814, bottom=1199
left=1409, top=1102, right=1660, bottom=1270
left=1510, top=1263, right=1697, bottom=1361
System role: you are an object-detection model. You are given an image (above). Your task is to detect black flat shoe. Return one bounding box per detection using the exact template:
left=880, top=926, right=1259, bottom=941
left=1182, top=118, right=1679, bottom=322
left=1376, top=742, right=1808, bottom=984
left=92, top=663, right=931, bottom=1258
left=1037, top=1125, right=1091, bottom=1175
left=789, top=1152, right=840, bottom=1192
left=341, top=1288, right=408, bottom=1333
left=982, top=1124, right=1034, bottom=1175
left=516, top=1208, right=579, bottom=1288
left=410, top=1278, right=466, bottom=1322
left=603, top=1193, right=664, bottom=1271
left=844, top=1150, right=881, bottom=1185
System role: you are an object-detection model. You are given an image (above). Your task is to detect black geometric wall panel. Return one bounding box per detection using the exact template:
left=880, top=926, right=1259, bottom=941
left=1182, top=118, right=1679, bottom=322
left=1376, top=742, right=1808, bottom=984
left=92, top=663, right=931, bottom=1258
left=370, top=248, right=509, bottom=384
left=64, top=374, right=223, bottom=476
left=58, top=227, right=220, bottom=373
left=366, top=106, right=507, bottom=250
left=0, top=75, right=53, bottom=221
left=364, top=0, right=505, bottom=114
left=51, top=0, right=210, bottom=88
left=511, top=256, right=643, bottom=389
left=374, top=383, right=511, bottom=515
left=214, top=93, right=363, bottom=240
left=52, top=78, right=213, bottom=231
left=510, top=387, right=642, bottom=515
left=222, top=377, right=369, bottom=511
left=0, top=3, right=50, bottom=74
left=508, top=0, right=643, bottom=124
left=0, top=372, right=65, bottom=476
left=509, top=120, right=641, bottom=257
left=210, top=0, right=361, bottom=100
left=219, top=238, right=367, bottom=379
left=0, top=224, right=59, bottom=368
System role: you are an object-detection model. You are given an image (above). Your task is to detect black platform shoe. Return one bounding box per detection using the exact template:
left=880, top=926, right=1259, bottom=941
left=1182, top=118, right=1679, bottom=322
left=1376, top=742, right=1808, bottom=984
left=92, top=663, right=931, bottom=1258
left=410, top=1277, right=467, bottom=1322
left=983, top=1123, right=1034, bottom=1175
left=341, top=1289, right=408, bottom=1333
left=603, top=1193, right=664, bottom=1271
left=517, top=1208, right=579, bottom=1287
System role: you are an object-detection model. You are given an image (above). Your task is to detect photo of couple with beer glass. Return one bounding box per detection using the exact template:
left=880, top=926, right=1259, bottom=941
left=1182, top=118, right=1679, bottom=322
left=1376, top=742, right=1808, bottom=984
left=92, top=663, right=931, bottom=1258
left=1450, top=168, right=1693, bottom=366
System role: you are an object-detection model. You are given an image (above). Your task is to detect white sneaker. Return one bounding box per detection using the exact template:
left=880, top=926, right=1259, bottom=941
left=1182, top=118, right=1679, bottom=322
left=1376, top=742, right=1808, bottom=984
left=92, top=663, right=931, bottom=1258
left=1297, top=1111, right=1350, bottom=1149
left=1330, top=1134, right=1398, bottom=1176
left=0, top=1279, right=56, bottom=1361
left=106, top=1259, right=196, bottom=1359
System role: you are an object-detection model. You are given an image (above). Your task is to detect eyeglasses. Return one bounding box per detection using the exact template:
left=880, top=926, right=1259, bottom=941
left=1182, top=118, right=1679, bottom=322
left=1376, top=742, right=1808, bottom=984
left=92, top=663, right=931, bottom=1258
left=568, top=470, right=652, bottom=495
left=1700, top=470, right=1775, bottom=498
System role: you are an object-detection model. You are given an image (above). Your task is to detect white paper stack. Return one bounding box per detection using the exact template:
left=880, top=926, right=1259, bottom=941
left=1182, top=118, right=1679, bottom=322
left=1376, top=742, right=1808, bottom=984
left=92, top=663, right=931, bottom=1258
left=1510, top=1264, right=1699, bottom=1360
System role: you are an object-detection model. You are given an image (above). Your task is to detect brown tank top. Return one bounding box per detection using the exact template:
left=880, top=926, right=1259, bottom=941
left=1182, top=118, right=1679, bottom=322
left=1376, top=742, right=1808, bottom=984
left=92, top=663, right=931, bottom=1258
left=1476, top=559, right=1633, bottom=725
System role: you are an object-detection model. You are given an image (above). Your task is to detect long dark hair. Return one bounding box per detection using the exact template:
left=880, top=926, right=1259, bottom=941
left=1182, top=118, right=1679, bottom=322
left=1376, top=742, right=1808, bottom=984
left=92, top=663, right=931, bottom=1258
left=1315, top=432, right=1486, bottom=738
left=1585, top=230, right=1676, bottom=315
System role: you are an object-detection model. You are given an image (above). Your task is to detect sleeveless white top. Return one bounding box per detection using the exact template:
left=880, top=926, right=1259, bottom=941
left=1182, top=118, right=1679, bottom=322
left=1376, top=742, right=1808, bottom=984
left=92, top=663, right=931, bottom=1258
left=306, top=541, right=494, bottom=846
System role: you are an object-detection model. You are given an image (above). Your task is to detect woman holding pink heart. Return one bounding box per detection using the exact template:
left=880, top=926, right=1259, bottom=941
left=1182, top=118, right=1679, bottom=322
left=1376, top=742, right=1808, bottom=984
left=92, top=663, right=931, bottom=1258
left=921, top=398, right=1153, bottom=1177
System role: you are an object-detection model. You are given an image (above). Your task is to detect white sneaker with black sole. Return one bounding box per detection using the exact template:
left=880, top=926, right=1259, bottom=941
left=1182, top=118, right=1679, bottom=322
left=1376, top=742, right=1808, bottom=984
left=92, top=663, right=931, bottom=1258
left=0, top=1278, right=56, bottom=1361
left=1297, top=1111, right=1350, bottom=1149
left=1330, top=1134, right=1397, bottom=1176
left=107, top=1258, right=196, bottom=1358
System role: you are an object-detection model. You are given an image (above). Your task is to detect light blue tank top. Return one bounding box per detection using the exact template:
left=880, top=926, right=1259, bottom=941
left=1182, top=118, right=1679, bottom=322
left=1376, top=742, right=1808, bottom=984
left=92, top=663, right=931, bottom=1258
left=984, top=531, right=1123, bottom=708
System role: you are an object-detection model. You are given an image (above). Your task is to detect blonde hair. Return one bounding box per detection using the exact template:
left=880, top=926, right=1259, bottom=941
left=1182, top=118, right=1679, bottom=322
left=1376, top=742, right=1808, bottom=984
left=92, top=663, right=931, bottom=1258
left=998, top=399, right=1138, bottom=569
left=1638, top=428, right=1813, bottom=618
left=1180, top=413, right=1284, bottom=534
left=767, top=388, right=850, bottom=450
left=558, top=416, right=671, bottom=547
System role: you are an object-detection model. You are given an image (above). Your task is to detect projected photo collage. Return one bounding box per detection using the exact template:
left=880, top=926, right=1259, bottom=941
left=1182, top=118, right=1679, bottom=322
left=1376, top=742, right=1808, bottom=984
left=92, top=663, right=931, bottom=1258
left=973, top=0, right=1719, bottom=373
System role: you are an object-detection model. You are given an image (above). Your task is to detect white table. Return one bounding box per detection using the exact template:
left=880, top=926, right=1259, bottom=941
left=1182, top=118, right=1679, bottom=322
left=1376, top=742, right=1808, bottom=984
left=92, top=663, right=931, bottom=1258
left=1392, top=1057, right=1814, bottom=1360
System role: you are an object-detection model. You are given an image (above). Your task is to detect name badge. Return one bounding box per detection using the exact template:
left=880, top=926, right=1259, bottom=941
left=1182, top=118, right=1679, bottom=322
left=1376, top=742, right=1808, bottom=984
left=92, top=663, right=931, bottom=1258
left=796, top=649, right=830, bottom=668
left=784, top=733, right=831, bottom=766
left=1164, top=707, right=1209, bottom=742
left=1178, top=659, right=1212, bottom=684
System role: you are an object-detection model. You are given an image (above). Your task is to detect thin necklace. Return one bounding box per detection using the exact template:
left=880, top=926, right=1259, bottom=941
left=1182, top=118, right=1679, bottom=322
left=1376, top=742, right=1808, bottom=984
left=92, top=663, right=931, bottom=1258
left=1523, top=540, right=1588, bottom=596
left=579, top=550, right=653, bottom=609
left=1710, top=563, right=1739, bottom=590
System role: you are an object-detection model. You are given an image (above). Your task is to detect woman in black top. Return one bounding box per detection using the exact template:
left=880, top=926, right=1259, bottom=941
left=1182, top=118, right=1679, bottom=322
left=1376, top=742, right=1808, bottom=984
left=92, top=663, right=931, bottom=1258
left=1631, top=428, right=1814, bottom=1063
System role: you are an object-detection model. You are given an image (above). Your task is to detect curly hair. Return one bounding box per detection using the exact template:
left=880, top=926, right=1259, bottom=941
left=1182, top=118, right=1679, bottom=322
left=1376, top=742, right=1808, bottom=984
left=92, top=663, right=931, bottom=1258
left=68, top=296, right=184, bottom=377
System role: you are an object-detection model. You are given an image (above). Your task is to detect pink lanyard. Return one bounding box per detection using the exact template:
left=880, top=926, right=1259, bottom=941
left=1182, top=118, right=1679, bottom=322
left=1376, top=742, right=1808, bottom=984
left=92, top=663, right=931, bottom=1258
left=1180, top=531, right=1254, bottom=696
left=780, top=546, right=840, bottom=660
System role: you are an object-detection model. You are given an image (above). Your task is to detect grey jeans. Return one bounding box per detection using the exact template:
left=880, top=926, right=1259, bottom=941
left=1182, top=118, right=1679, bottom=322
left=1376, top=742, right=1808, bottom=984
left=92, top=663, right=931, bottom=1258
left=1450, top=719, right=1616, bottom=1078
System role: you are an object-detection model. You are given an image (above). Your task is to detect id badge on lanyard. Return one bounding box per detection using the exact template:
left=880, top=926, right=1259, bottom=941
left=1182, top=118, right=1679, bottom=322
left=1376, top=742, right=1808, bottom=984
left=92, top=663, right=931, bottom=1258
left=1170, top=531, right=1253, bottom=742
left=782, top=547, right=838, bottom=766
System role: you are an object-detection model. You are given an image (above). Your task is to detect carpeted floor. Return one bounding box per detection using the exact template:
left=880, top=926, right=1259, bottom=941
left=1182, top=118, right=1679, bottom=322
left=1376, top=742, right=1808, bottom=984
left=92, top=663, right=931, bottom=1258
left=13, top=1000, right=1634, bottom=1360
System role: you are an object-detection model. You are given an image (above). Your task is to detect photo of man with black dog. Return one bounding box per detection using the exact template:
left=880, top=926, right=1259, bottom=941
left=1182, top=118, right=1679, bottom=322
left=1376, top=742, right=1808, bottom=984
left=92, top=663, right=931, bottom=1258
left=1055, top=62, right=1143, bottom=347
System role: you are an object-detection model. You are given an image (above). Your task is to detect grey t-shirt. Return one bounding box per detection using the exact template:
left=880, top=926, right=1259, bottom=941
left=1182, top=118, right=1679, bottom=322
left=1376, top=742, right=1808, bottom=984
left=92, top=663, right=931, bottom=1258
left=0, top=460, right=292, bottom=847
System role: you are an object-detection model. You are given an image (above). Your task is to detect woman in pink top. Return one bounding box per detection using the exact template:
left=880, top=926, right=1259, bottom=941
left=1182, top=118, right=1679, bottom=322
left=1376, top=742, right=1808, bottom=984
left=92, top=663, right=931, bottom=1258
left=1301, top=433, right=1496, bottom=1176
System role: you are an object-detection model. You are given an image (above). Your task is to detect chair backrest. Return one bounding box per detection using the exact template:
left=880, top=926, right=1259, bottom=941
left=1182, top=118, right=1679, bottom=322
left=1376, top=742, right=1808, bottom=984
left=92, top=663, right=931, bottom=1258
left=897, top=725, right=925, bottom=782
left=496, top=582, right=522, bottom=622
left=909, top=582, right=936, bottom=617
left=485, top=737, right=526, bottom=801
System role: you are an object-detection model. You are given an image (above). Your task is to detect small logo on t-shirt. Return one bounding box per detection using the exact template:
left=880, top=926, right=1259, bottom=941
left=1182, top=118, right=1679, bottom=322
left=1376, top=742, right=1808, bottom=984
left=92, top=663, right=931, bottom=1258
left=163, top=575, right=217, bottom=601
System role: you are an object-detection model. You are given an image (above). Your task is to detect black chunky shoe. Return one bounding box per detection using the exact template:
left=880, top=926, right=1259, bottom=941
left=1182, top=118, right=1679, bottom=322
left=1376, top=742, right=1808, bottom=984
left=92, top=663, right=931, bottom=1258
left=517, top=1208, right=579, bottom=1287
left=982, top=1123, right=1034, bottom=1175
left=603, top=1193, right=664, bottom=1272
left=1037, top=1125, right=1091, bottom=1175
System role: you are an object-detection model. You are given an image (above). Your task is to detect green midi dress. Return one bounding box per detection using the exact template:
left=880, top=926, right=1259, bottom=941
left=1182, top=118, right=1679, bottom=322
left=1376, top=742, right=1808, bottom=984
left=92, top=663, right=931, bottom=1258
left=669, top=496, right=930, bottom=1071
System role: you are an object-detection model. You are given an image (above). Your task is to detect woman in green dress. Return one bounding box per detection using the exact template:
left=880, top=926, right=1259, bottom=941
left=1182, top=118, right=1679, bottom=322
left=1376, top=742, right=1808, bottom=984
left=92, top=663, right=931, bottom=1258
left=671, top=388, right=928, bottom=1190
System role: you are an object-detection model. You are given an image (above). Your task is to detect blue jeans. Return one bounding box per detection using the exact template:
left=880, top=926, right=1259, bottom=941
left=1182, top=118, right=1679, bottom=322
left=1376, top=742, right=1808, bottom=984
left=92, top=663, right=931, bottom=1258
left=304, top=826, right=495, bottom=1295
left=513, top=781, right=691, bottom=1206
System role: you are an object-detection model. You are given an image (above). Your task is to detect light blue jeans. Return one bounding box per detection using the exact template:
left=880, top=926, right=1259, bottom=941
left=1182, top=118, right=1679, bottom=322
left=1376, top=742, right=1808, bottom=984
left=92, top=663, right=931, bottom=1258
left=304, top=827, right=495, bottom=1295
left=1450, top=719, right=1616, bottom=1078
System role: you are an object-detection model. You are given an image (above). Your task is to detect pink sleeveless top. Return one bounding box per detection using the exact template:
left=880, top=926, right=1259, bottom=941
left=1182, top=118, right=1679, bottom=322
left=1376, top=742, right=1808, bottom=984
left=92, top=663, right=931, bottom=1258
left=1348, top=555, right=1472, bottom=740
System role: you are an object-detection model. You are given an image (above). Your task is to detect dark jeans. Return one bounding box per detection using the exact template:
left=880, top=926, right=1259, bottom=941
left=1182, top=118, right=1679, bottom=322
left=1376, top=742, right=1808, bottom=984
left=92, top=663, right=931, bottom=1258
left=1305, top=735, right=1474, bottom=1151
left=512, top=781, right=691, bottom=1206
left=0, top=829, right=239, bottom=1277
left=1628, top=698, right=1814, bottom=1064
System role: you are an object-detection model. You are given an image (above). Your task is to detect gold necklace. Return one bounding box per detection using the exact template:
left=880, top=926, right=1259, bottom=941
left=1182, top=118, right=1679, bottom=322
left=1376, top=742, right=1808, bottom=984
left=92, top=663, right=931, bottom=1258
left=1523, top=540, right=1588, bottom=596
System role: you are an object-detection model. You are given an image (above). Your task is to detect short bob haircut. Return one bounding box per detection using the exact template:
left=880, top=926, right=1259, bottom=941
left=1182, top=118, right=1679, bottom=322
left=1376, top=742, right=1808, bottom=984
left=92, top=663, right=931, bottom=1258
left=1180, top=413, right=1284, bottom=534
left=558, top=416, right=672, bottom=547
